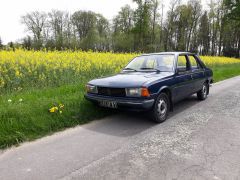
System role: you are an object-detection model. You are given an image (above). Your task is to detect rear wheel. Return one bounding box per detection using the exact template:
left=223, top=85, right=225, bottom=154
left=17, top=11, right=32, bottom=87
left=151, top=93, right=170, bottom=123
left=197, top=82, right=208, bottom=100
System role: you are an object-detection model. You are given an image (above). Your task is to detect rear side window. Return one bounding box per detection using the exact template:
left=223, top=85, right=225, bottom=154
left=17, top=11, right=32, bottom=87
left=188, top=55, right=202, bottom=69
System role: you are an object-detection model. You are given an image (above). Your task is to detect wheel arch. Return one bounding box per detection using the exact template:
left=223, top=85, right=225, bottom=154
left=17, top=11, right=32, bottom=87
left=157, top=86, right=173, bottom=111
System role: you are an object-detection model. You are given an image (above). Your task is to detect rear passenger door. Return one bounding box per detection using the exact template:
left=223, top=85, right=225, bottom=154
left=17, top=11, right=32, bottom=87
left=173, top=55, right=193, bottom=102
left=188, top=55, right=205, bottom=92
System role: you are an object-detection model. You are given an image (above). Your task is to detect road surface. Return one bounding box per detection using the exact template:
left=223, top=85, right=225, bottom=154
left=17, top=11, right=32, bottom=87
left=0, top=76, right=240, bottom=180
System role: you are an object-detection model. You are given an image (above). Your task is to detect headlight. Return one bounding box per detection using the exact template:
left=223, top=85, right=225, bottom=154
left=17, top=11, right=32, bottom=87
left=86, top=84, right=98, bottom=94
left=125, top=87, right=150, bottom=97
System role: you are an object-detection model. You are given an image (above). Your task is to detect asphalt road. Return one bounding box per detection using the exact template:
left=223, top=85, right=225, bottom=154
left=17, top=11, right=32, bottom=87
left=0, top=76, right=240, bottom=180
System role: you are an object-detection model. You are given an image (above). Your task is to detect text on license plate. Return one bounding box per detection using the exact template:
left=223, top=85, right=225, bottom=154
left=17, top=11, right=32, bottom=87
left=99, top=100, right=117, bottom=109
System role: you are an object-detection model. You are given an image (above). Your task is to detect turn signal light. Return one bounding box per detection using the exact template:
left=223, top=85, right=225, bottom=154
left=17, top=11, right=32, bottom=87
left=141, top=88, right=150, bottom=97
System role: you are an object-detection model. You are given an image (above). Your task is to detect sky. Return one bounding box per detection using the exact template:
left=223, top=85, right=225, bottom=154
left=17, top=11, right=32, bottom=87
left=0, top=0, right=208, bottom=44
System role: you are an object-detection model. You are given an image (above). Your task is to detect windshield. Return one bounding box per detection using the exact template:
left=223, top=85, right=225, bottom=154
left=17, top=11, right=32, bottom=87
left=124, top=54, right=175, bottom=72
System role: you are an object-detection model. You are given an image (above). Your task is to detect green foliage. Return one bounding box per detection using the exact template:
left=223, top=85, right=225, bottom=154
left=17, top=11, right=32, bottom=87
left=18, top=0, right=240, bottom=57
left=199, top=11, right=210, bottom=55
left=71, top=10, right=110, bottom=51
left=224, top=0, right=240, bottom=20
left=112, top=5, right=135, bottom=52
left=113, top=33, right=134, bottom=52
left=133, top=0, right=152, bottom=51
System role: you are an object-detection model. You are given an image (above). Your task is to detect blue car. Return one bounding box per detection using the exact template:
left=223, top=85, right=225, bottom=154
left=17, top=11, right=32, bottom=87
left=85, top=52, right=213, bottom=123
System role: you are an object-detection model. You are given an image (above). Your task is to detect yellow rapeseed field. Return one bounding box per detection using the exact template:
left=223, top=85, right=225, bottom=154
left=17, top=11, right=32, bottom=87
left=0, top=49, right=239, bottom=92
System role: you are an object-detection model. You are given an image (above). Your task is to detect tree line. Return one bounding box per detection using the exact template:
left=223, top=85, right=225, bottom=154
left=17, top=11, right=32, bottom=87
left=0, top=0, right=239, bottom=57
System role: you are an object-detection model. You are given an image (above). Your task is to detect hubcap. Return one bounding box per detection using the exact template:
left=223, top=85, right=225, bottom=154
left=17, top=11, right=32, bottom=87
left=203, top=85, right=207, bottom=97
left=157, top=99, right=167, bottom=117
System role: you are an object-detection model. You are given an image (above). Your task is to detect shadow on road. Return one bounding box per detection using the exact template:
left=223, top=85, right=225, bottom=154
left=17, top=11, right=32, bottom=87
left=84, top=95, right=201, bottom=137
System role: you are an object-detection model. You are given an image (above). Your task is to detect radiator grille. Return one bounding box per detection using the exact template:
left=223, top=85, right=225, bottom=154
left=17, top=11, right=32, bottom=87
left=97, top=87, right=126, bottom=97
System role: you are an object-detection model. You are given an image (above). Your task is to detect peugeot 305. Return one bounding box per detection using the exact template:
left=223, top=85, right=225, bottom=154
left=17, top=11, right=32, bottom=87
left=85, top=52, right=213, bottom=123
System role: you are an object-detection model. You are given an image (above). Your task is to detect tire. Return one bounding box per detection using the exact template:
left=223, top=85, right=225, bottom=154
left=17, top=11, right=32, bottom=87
left=197, top=82, right=208, bottom=100
left=151, top=92, right=170, bottom=123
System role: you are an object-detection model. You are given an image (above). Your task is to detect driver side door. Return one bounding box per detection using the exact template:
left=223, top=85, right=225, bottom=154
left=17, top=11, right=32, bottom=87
left=173, top=55, right=193, bottom=102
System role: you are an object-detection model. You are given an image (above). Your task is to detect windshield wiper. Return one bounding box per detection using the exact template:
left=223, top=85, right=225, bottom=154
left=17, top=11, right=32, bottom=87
left=123, top=67, right=137, bottom=71
left=140, top=67, right=161, bottom=72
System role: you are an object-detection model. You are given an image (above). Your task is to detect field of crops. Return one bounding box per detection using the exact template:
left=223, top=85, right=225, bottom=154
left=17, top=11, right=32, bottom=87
left=0, top=50, right=136, bottom=92
left=0, top=49, right=240, bottom=148
left=1, top=49, right=240, bottom=92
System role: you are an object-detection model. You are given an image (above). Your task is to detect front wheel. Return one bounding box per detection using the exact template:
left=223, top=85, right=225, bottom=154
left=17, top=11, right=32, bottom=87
left=197, top=83, right=208, bottom=100
left=151, top=93, right=170, bottom=123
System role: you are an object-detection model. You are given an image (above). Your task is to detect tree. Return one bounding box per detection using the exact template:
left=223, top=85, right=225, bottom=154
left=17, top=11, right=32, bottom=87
left=224, top=0, right=240, bottom=20
left=198, top=11, right=210, bottom=55
left=174, top=4, right=192, bottom=50
left=221, top=13, right=240, bottom=57
left=72, top=11, right=97, bottom=41
left=112, top=5, right=134, bottom=52
left=163, top=0, right=180, bottom=51
left=17, top=2, right=239, bottom=56
left=48, top=10, right=71, bottom=50
left=113, top=5, right=134, bottom=34
left=208, top=0, right=219, bottom=55
left=150, top=0, right=160, bottom=51
left=132, top=0, right=152, bottom=51
left=223, top=0, right=240, bottom=57
left=21, top=11, right=47, bottom=49
left=96, top=14, right=110, bottom=51
left=159, top=3, right=164, bottom=51
left=22, top=36, right=32, bottom=50
left=8, top=42, right=15, bottom=51
left=186, top=0, right=202, bottom=52
left=71, top=10, right=110, bottom=50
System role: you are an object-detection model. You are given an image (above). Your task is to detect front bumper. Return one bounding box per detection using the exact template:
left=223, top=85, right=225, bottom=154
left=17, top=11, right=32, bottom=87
left=85, top=93, right=155, bottom=110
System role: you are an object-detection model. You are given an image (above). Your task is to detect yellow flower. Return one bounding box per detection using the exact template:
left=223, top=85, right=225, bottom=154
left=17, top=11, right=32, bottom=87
left=15, top=70, right=21, bottom=77
left=49, top=106, right=58, bottom=113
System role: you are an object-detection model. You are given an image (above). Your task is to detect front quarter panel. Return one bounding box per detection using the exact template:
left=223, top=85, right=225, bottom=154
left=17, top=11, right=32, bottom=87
left=147, top=76, right=175, bottom=99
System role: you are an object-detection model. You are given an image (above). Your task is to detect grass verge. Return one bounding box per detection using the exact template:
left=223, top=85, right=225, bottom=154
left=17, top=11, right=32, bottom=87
left=212, top=64, right=240, bottom=82
left=0, top=84, right=114, bottom=149
left=0, top=63, right=240, bottom=149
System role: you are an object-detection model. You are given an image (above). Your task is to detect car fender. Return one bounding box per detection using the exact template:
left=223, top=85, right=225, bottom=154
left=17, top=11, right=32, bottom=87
left=156, top=86, right=173, bottom=111
left=156, top=86, right=172, bottom=95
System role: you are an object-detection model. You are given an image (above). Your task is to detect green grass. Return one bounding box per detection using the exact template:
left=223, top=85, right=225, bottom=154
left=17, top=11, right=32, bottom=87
left=212, top=64, right=240, bottom=82
left=0, top=83, right=114, bottom=149
left=0, top=63, right=240, bottom=149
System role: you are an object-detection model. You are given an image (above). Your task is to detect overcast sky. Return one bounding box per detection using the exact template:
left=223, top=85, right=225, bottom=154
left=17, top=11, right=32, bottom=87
left=0, top=0, right=208, bottom=44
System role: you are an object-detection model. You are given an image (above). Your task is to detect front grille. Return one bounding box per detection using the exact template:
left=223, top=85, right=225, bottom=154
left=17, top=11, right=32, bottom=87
left=97, top=87, right=126, bottom=97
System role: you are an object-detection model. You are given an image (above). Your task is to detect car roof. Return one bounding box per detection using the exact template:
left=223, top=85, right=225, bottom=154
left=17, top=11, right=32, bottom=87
left=141, top=52, right=196, bottom=56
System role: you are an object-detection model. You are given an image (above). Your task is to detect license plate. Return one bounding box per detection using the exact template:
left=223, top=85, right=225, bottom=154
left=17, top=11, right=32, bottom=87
left=99, top=100, right=117, bottom=109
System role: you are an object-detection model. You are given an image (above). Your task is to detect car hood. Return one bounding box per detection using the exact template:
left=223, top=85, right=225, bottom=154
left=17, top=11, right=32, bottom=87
left=88, top=72, right=174, bottom=88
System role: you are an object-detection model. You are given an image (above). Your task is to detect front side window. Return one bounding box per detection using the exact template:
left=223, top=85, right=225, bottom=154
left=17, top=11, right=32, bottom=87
left=124, top=54, right=175, bottom=72
left=177, top=55, right=190, bottom=72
